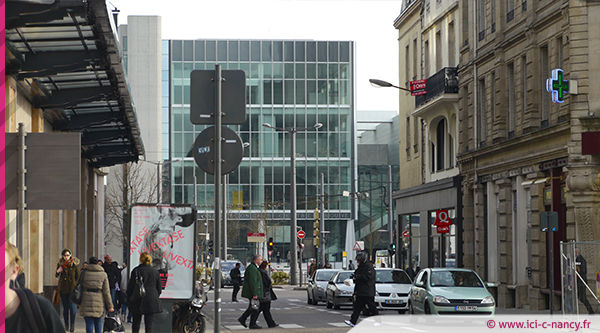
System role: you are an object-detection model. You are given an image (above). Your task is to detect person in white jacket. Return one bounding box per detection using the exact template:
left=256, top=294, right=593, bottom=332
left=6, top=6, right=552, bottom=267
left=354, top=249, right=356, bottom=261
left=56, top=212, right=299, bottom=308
left=119, top=263, right=132, bottom=323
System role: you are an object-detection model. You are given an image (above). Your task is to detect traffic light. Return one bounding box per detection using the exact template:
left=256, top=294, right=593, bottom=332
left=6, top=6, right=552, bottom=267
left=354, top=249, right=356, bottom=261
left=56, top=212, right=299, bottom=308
left=268, top=237, right=274, bottom=251
left=314, top=208, right=320, bottom=247
left=208, top=240, right=214, bottom=255
left=388, top=243, right=396, bottom=256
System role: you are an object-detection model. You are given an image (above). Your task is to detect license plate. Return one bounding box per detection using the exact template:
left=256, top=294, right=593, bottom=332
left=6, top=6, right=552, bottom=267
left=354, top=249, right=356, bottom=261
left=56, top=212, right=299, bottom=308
left=385, top=300, right=404, bottom=304
left=455, top=306, right=477, bottom=311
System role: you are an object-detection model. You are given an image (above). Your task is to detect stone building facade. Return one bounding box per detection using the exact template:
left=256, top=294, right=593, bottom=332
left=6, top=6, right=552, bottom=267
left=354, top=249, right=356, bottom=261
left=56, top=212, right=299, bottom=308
left=457, top=0, right=600, bottom=310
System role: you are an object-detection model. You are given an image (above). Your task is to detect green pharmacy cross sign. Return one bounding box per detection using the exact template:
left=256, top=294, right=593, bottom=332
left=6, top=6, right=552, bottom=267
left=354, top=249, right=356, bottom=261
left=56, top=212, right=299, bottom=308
left=546, top=68, right=569, bottom=103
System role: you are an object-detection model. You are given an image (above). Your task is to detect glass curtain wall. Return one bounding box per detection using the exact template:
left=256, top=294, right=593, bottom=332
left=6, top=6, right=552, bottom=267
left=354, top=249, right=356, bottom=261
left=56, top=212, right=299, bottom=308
left=167, top=39, right=354, bottom=259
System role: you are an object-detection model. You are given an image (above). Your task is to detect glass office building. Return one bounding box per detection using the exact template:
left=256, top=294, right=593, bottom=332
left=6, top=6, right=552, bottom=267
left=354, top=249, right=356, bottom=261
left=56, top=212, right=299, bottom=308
left=163, top=39, right=356, bottom=261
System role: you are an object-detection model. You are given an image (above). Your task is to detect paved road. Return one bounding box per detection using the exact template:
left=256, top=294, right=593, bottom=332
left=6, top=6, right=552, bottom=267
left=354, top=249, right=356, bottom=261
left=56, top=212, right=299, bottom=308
left=202, top=285, right=402, bottom=332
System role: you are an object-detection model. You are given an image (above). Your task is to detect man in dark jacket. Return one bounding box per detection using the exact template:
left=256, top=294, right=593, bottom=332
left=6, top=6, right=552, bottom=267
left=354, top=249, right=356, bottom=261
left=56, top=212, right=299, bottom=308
left=102, top=254, right=121, bottom=308
left=238, top=255, right=264, bottom=329
left=575, top=248, right=595, bottom=314
left=230, top=262, right=242, bottom=302
left=345, top=251, right=378, bottom=327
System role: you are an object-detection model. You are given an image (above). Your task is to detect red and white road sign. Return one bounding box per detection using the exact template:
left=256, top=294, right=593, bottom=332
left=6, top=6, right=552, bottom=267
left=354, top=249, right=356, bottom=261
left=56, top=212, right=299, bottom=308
left=436, top=225, right=450, bottom=234
left=402, top=230, right=410, bottom=237
left=268, top=250, right=273, bottom=256
left=297, top=230, right=306, bottom=239
left=247, top=233, right=266, bottom=237
left=353, top=241, right=364, bottom=251
left=434, top=209, right=452, bottom=226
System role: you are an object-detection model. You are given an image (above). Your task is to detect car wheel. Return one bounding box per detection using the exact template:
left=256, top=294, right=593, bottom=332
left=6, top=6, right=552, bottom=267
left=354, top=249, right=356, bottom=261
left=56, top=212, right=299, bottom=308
left=398, top=310, right=406, bottom=314
left=424, top=303, right=431, bottom=315
left=307, top=291, right=312, bottom=305
left=326, top=298, right=333, bottom=309
left=333, top=296, right=340, bottom=310
left=408, top=302, right=418, bottom=323
left=312, top=291, right=318, bottom=305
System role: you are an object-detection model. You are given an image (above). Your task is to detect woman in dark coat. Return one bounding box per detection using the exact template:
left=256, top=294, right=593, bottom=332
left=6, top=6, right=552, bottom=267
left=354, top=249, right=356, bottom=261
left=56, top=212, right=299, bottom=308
left=258, top=261, right=278, bottom=328
left=56, top=248, right=80, bottom=332
left=127, top=252, right=162, bottom=333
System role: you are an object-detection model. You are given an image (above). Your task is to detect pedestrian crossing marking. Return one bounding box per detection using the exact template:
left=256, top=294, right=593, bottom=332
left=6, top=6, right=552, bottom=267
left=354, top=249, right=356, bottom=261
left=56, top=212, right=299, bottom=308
left=279, top=324, right=305, bottom=329
left=329, top=322, right=350, bottom=327
left=328, top=311, right=342, bottom=314
left=224, top=325, right=246, bottom=330
left=288, top=299, right=302, bottom=302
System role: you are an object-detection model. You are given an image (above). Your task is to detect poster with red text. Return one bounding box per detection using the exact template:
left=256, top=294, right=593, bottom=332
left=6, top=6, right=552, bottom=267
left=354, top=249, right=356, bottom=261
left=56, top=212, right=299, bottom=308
left=129, top=204, right=196, bottom=299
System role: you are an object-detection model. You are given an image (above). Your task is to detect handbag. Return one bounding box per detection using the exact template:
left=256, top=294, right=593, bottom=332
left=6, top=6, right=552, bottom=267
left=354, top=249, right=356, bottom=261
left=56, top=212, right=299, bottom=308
left=129, top=270, right=146, bottom=302
left=250, top=298, right=260, bottom=311
left=69, top=270, right=85, bottom=305
left=261, top=290, right=271, bottom=303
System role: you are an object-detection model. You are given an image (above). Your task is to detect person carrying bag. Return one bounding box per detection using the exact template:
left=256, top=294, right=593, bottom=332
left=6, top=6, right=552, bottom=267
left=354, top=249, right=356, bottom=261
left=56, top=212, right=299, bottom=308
left=257, top=260, right=279, bottom=328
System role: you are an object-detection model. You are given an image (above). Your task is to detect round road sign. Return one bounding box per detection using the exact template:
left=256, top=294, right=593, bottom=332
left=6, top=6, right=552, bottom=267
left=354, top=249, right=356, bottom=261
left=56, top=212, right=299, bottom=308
left=297, top=230, right=306, bottom=239
left=193, top=126, right=244, bottom=175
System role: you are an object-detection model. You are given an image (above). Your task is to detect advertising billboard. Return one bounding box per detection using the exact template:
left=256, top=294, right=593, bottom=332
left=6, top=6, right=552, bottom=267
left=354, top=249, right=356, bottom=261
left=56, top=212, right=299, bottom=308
left=129, top=204, right=196, bottom=299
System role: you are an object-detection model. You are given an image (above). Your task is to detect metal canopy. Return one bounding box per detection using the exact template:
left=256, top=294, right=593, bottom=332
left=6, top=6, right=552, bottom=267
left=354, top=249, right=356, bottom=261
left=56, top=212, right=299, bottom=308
left=6, top=0, right=144, bottom=168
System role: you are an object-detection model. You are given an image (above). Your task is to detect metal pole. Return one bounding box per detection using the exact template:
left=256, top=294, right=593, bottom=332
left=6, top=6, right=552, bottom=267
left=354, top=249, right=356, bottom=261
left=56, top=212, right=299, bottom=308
left=388, top=165, right=393, bottom=268
left=156, top=163, right=160, bottom=204
left=222, top=175, right=228, bottom=260
left=213, top=64, right=222, bottom=333
left=290, top=129, right=298, bottom=285
left=320, top=173, right=325, bottom=267
left=17, top=123, right=26, bottom=250
left=549, top=230, right=554, bottom=315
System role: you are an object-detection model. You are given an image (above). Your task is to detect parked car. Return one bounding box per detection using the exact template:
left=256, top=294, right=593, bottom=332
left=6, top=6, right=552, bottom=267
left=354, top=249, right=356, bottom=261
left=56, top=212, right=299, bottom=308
left=408, top=268, right=495, bottom=316
left=212, top=261, right=245, bottom=288
left=325, top=270, right=355, bottom=309
left=373, top=268, right=413, bottom=314
left=307, top=269, right=339, bottom=305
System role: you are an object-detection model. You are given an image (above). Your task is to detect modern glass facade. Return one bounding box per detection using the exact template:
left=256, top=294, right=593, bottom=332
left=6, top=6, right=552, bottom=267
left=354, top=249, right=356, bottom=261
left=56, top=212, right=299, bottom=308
left=164, top=39, right=355, bottom=262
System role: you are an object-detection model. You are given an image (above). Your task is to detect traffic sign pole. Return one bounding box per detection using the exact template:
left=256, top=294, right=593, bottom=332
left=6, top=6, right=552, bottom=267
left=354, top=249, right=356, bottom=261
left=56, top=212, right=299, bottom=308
left=214, top=65, right=222, bottom=333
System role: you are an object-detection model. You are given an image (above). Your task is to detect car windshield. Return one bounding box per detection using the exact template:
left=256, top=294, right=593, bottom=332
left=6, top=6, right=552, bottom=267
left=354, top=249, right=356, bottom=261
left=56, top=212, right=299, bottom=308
left=430, top=270, right=483, bottom=288
left=376, top=270, right=412, bottom=284
left=316, top=270, right=337, bottom=281
left=335, top=272, right=354, bottom=283
left=221, top=262, right=238, bottom=272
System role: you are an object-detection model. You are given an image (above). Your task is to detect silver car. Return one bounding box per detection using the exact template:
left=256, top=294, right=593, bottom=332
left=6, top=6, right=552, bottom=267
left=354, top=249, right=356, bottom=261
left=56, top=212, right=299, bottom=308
left=326, top=270, right=355, bottom=309
left=374, top=268, right=412, bottom=314
left=307, top=269, right=339, bottom=305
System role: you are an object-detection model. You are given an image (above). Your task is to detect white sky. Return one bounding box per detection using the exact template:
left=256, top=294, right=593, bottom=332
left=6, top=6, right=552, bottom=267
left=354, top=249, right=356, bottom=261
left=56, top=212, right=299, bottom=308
left=112, top=0, right=402, bottom=113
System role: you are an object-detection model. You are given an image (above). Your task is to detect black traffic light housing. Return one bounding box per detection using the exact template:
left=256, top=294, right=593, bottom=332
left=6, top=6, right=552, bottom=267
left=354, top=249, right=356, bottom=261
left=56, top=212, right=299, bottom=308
left=208, top=240, right=214, bottom=255
left=388, top=243, right=396, bottom=256
left=268, top=237, right=274, bottom=251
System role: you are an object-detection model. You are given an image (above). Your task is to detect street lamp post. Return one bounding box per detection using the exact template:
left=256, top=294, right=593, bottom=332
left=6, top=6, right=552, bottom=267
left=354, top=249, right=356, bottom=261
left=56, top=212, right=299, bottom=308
left=262, top=122, right=322, bottom=285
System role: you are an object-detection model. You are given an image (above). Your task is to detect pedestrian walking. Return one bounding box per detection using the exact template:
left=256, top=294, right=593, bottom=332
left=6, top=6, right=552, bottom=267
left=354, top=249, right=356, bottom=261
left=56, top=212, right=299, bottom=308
left=348, top=260, right=355, bottom=270
left=56, top=248, right=80, bottom=332
left=127, top=252, right=163, bottom=333
left=119, top=263, right=132, bottom=323
left=276, top=252, right=281, bottom=264
left=6, top=241, right=66, bottom=333
left=238, top=255, right=264, bottom=329
left=405, top=263, right=415, bottom=281
left=102, top=254, right=120, bottom=308
left=79, top=256, right=115, bottom=333
left=230, top=262, right=242, bottom=302
left=575, top=248, right=595, bottom=314
left=344, top=251, right=378, bottom=327
left=258, top=261, right=279, bottom=328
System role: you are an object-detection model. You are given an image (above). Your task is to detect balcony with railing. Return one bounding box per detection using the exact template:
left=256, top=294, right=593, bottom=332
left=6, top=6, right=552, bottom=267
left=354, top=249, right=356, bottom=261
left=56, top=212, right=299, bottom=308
left=415, top=67, right=459, bottom=108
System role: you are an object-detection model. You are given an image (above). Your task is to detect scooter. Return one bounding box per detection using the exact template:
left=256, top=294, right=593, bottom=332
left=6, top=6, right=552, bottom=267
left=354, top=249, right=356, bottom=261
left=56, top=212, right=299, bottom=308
left=174, top=281, right=207, bottom=333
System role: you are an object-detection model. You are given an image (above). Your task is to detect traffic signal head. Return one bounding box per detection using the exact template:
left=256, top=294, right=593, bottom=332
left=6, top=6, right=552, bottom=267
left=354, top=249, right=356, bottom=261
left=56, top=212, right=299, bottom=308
left=388, top=243, right=396, bottom=256
left=208, top=240, right=214, bottom=254
left=268, top=237, right=274, bottom=250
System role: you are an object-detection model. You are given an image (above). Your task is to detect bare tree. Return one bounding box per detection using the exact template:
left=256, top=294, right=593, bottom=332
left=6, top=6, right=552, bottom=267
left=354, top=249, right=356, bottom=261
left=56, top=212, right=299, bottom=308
left=105, top=162, right=157, bottom=254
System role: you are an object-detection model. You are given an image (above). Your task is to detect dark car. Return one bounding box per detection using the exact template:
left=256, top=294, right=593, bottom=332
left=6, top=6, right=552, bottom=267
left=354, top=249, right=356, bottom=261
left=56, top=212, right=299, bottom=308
left=325, top=270, right=355, bottom=309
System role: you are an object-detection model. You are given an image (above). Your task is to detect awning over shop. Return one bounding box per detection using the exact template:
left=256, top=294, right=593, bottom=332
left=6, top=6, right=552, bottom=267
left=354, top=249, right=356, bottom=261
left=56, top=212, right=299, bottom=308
left=6, top=0, right=144, bottom=168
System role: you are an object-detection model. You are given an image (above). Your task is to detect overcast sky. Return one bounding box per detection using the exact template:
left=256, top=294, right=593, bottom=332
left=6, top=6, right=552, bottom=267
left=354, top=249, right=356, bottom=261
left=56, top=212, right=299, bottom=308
left=113, top=0, right=402, bottom=113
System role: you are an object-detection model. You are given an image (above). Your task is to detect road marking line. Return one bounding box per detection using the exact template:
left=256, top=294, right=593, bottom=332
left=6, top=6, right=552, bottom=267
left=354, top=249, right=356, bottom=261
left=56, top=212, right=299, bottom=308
left=328, top=323, right=349, bottom=327
left=279, top=324, right=304, bottom=329
left=288, top=299, right=302, bottom=302
left=328, top=311, right=341, bottom=314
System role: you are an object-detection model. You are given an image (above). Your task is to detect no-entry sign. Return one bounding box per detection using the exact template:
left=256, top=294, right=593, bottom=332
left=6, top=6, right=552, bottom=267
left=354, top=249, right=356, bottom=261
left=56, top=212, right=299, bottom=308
left=297, top=230, right=306, bottom=239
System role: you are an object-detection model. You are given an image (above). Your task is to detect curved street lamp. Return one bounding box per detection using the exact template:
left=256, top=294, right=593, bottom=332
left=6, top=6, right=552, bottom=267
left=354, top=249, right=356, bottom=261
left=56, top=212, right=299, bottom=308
left=369, top=78, right=412, bottom=92
left=262, top=122, right=322, bottom=285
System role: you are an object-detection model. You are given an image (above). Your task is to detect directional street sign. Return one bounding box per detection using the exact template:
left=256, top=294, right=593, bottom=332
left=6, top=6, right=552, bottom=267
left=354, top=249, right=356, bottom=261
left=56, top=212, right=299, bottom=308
left=193, top=126, right=244, bottom=175
left=190, top=70, right=247, bottom=124
left=402, top=230, right=410, bottom=237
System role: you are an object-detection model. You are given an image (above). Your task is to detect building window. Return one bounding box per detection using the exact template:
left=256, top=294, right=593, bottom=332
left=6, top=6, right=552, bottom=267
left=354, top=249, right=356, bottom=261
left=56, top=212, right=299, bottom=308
left=491, top=71, right=496, bottom=121
left=414, top=116, right=419, bottom=154
left=424, top=40, right=430, bottom=78
left=448, top=22, right=455, bottom=67
left=405, top=44, right=411, bottom=87
left=508, top=63, right=515, bottom=136
left=436, top=31, right=442, bottom=71
left=541, top=46, right=549, bottom=126
left=556, top=36, right=563, bottom=69
left=507, top=0, right=514, bottom=22
left=406, top=115, right=411, bottom=159
left=478, top=0, right=485, bottom=40
left=436, top=119, right=445, bottom=171
left=478, top=78, right=486, bottom=147
left=522, top=55, right=527, bottom=118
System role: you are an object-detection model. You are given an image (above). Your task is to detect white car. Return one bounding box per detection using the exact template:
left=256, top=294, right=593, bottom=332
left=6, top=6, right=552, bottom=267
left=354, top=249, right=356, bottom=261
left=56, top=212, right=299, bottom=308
left=325, top=270, right=355, bottom=309
left=373, top=268, right=412, bottom=314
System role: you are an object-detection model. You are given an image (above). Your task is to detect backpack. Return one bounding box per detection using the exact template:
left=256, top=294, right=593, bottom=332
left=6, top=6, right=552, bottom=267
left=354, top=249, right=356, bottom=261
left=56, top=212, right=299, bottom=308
left=103, top=312, right=125, bottom=333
